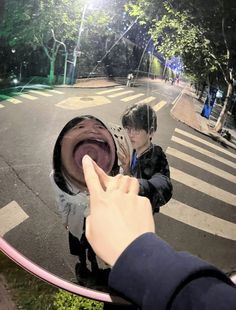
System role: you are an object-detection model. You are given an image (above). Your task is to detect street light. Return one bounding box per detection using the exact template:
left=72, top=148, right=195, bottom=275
left=51, top=29, right=68, bottom=85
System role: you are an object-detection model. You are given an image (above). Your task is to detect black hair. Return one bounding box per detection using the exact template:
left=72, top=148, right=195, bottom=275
left=121, top=104, right=157, bottom=133
left=52, top=115, right=119, bottom=194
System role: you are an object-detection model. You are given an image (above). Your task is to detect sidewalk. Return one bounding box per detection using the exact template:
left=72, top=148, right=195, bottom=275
left=171, top=85, right=236, bottom=151
left=57, top=77, right=122, bottom=88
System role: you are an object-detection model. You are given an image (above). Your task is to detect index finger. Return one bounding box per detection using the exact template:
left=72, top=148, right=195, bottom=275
left=82, top=155, right=103, bottom=198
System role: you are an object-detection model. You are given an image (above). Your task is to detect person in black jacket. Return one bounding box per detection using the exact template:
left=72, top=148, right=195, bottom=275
left=82, top=155, right=236, bottom=310
left=120, top=103, right=172, bottom=212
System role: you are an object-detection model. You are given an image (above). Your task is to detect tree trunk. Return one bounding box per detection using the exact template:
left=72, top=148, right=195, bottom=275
left=48, top=58, right=55, bottom=85
left=214, top=81, right=233, bottom=132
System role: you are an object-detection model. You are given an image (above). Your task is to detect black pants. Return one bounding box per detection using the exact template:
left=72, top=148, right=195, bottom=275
left=69, top=231, right=97, bottom=265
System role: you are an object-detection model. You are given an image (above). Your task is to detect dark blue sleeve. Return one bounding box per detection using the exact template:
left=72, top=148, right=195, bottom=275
left=108, top=233, right=236, bottom=310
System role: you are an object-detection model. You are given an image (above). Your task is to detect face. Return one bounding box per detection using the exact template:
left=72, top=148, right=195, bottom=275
left=60, top=118, right=116, bottom=190
left=125, top=127, right=153, bottom=155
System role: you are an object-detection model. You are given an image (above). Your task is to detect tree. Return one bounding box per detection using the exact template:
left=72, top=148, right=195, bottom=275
left=126, top=0, right=236, bottom=132
left=0, top=0, right=111, bottom=84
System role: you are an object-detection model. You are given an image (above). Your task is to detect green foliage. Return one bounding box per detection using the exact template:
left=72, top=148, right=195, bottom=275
left=0, top=252, right=57, bottom=310
left=150, top=57, right=163, bottom=76
left=54, top=289, right=103, bottom=310
left=126, top=0, right=236, bottom=85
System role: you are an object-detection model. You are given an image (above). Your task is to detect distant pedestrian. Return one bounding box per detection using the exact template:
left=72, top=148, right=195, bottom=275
left=126, top=72, right=134, bottom=87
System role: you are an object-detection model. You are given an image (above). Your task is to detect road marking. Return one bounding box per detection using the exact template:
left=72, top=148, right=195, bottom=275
left=47, top=89, right=64, bottom=94
left=0, top=201, right=29, bottom=236
left=18, top=93, right=37, bottom=100
left=137, top=96, right=156, bottom=104
left=29, top=90, right=52, bottom=97
left=96, top=87, right=124, bottom=95
left=0, top=95, right=21, bottom=104
left=121, top=93, right=144, bottom=102
left=170, top=167, right=236, bottom=207
left=171, top=136, right=236, bottom=170
left=167, top=147, right=236, bottom=184
left=0, top=103, right=4, bottom=108
left=153, top=100, right=167, bottom=111
left=108, top=90, right=134, bottom=98
left=55, top=95, right=111, bottom=110
left=175, top=128, right=236, bottom=160
left=161, top=199, right=236, bottom=241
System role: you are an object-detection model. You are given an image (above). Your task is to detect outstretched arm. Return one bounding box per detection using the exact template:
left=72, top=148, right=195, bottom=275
left=82, top=155, right=236, bottom=310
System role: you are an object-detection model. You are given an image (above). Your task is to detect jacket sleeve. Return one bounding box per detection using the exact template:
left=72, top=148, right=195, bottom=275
left=138, top=149, right=172, bottom=210
left=49, top=171, right=70, bottom=226
left=109, top=233, right=236, bottom=310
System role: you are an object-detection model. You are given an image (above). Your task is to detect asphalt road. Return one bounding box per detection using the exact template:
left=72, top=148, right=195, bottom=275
left=0, top=80, right=235, bottom=292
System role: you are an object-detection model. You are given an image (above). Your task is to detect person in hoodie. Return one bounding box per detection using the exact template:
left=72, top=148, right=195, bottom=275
left=119, top=103, right=172, bottom=213
left=50, top=115, right=119, bottom=282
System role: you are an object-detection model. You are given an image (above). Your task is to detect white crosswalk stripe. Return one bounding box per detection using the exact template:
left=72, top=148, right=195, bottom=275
left=96, top=87, right=124, bottom=95
left=164, top=127, right=236, bottom=240
left=47, top=89, right=64, bottom=94
left=18, top=93, right=37, bottom=100
left=170, top=166, right=236, bottom=207
left=121, top=93, right=145, bottom=102
left=0, top=201, right=29, bottom=236
left=108, top=90, right=134, bottom=98
left=0, top=95, right=21, bottom=104
left=166, top=147, right=236, bottom=184
left=171, top=135, right=236, bottom=169
left=137, top=96, right=156, bottom=104
left=161, top=199, right=236, bottom=241
left=153, top=100, right=167, bottom=111
left=29, top=90, right=52, bottom=97
left=175, top=128, right=236, bottom=160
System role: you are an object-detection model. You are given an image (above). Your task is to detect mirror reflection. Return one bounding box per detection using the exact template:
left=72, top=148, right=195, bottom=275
left=50, top=115, right=124, bottom=288
left=0, top=0, right=236, bottom=306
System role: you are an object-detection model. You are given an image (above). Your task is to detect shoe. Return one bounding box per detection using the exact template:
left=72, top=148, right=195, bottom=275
left=75, top=263, right=90, bottom=280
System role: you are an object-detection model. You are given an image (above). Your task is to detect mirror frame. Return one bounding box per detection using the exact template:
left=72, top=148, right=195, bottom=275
left=0, top=237, right=131, bottom=306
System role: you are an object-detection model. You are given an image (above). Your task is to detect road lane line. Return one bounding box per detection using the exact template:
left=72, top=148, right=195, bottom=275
left=108, top=90, right=134, bottom=98
left=171, top=136, right=236, bottom=170
left=121, top=93, right=144, bottom=102
left=0, top=201, right=29, bottom=236
left=161, top=199, right=236, bottom=241
left=47, top=89, right=64, bottom=94
left=170, top=167, right=236, bottom=207
left=96, top=87, right=124, bottom=94
left=153, top=100, right=167, bottom=111
left=175, top=128, right=236, bottom=160
left=29, top=90, right=52, bottom=97
left=137, top=96, right=156, bottom=104
left=167, top=147, right=236, bottom=184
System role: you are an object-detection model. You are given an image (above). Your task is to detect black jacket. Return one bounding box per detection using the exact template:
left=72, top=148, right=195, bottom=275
left=130, top=144, right=172, bottom=212
left=109, top=233, right=236, bottom=310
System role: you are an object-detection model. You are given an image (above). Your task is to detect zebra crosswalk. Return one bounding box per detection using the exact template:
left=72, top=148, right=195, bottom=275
left=96, top=87, right=167, bottom=110
left=161, top=127, right=236, bottom=241
left=0, top=85, right=168, bottom=111
left=0, top=89, right=64, bottom=109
